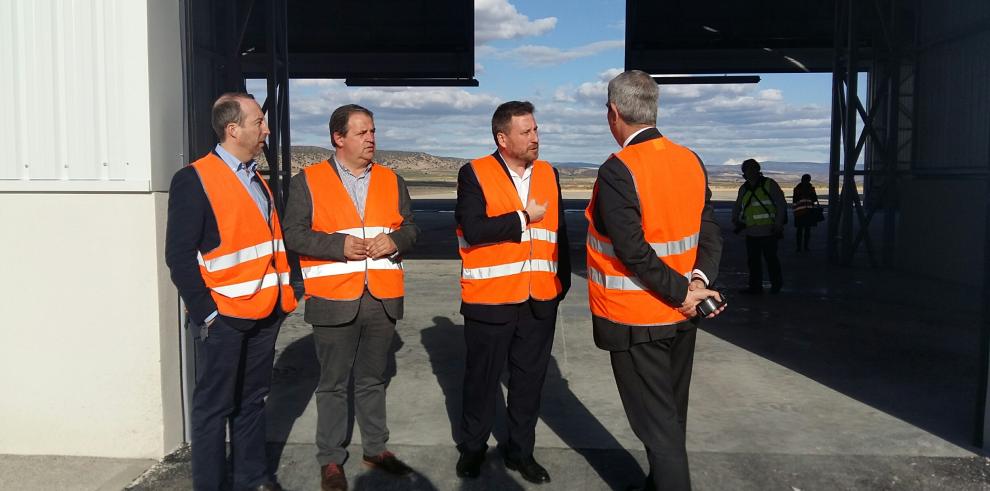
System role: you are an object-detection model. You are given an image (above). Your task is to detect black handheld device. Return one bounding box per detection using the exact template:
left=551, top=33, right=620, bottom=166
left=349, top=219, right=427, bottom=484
left=696, top=293, right=726, bottom=317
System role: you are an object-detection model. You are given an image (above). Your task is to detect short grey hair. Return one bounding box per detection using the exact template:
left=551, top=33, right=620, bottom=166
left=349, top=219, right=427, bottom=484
left=211, top=92, right=254, bottom=142
left=607, top=70, right=658, bottom=125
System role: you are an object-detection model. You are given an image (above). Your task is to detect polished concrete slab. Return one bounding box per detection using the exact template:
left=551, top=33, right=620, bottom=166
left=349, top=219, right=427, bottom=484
left=10, top=200, right=990, bottom=490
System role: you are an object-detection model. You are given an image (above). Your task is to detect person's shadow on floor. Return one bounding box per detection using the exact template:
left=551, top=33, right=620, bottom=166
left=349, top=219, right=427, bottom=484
left=420, top=315, right=643, bottom=488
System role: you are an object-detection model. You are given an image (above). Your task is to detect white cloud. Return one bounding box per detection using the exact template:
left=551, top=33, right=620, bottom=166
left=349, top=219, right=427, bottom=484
left=280, top=71, right=834, bottom=165
left=475, top=0, right=557, bottom=43
left=491, top=40, right=625, bottom=66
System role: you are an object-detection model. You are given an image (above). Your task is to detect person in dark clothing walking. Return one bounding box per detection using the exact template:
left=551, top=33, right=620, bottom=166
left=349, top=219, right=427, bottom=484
left=792, top=174, right=820, bottom=252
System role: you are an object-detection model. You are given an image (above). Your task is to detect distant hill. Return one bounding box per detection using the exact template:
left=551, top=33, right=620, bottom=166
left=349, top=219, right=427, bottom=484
left=256, top=148, right=833, bottom=189
left=708, top=161, right=833, bottom=187
left=256, top=146, right=465, bottom=175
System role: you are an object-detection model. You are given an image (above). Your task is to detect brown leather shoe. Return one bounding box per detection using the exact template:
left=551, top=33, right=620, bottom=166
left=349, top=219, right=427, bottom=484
left=362, top=450, right=413, bottom=476
left=320, top=463, right=347, bottom=491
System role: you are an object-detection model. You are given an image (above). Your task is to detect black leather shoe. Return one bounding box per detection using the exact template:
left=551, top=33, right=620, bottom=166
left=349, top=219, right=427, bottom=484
left=249, top=482, right=283, bottom=491
left=456, top=448, right=485, bottom=479
left=505, top=456, right=551, bottom=484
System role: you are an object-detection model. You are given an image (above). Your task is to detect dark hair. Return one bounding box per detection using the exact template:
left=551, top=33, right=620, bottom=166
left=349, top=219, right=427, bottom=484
left=741, top=158, right=761, bottom=173
left=211, top=92, right=255, bottom=142
left=491, top=101, right=535, bottom=145
left=328, top=104, right=374, bottom=148
left=801, top=174, right=811, bottom=183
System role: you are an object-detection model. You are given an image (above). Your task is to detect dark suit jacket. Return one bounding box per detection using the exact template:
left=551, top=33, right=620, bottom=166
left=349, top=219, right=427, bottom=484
left=164, top=156, right=288, bottom=332
left=455, top=152, right=571, bottom=324
left=282, top=162, right=419, bottom=326
left=589, top=128, right=723, bottom=351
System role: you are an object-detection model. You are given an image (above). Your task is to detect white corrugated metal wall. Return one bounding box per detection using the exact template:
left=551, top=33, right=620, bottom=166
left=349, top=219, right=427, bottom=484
left=0, top=0, right=171, bottom=191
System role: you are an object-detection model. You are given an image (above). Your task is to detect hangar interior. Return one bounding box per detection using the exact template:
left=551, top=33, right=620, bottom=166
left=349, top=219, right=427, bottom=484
left=184, top=0, right=990, bottom=448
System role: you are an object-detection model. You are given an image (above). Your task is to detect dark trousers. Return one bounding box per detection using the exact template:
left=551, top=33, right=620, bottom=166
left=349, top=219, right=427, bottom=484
left=191, top=311, right=283, bottom=491
left=745, top=235, right=782, bottom=290
left=795, top=226, right=811, bottom=251
left=611, top=328, right=697, bottom=491
left=313, top=292, right=396, bottom=466
left=458, top=303, right=556, bottom=460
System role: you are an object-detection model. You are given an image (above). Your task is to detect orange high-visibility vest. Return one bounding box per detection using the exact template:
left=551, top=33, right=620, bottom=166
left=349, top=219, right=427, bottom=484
left=458, top=155, right=562, bottom=304
left=585, top=136, right=705, bottom=326
left=191, top=153, right=297, bottom=319
left=298, top=161, right=405, bottom=301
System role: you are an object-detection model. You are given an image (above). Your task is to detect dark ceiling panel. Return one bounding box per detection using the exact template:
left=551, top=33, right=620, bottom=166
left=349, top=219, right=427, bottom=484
left=242, top=0, right=473, bottom=79
left=626, top=0, right=877, bottom=73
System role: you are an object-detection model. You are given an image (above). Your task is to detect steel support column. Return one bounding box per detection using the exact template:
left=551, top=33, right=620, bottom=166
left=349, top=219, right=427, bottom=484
left=258, top=0, right=291, bottom=211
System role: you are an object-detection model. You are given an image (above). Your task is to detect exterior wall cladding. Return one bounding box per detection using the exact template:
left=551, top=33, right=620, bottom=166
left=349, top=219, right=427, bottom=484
left=0, top=0, right=185, bottom=458
left=894, top=1, right=989, bottom=284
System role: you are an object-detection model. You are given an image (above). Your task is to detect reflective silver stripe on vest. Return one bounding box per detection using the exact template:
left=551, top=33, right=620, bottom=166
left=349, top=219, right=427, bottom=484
left=333, top=226, right=393, bottom=238
left=211, top=271, right=288, bottom=298
left=462, top=259, right=558, bottom=280
left=588, top=267, right=691, bottom=292
left=587, top=233, right=699, bottom=258
left=587, top=266, right=648, bottom=291
left=458, top=228, right=558, bottom=249
left=301, top=256, right=402, bottom=280
left=198, top=239, right=285, bottom=273
left=525, top=228, right=558, bottom=244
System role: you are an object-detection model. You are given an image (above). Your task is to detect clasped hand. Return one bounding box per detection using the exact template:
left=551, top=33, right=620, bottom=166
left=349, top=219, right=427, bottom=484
left=678, top=279, right=726, bottom=319
left=344, top=233, right=397, bottom=260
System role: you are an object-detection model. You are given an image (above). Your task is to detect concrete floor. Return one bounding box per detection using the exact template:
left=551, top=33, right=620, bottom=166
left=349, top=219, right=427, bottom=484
left=16, top=200, right=990, bottom=490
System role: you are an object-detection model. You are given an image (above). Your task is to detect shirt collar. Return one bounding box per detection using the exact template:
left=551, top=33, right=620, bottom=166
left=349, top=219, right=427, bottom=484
left=623, top=127, right=653, bottom=148
left=497, top=151, right=532, bottom=179
left=214, top=144, right=257, bottom=173
left=333, top=155, right=372, bottom=178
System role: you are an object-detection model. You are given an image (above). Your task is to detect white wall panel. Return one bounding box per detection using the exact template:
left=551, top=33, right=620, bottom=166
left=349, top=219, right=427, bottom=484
left=0, top=0, right=157, bottom=188
left=0, top=192, right=180, bottom=458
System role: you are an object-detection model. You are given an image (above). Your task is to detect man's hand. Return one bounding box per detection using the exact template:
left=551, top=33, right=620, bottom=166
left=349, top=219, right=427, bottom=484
left=366, top=233, right=398, bottom=259
left=678, top=287, right=726, bottom=319
left=525, top=199, right=548, bottom=223
left=344, top=235, right=368, bottom=260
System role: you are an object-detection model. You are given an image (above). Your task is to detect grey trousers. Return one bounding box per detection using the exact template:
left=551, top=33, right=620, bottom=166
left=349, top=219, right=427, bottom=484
left=313, top=292, right=396, bottom=466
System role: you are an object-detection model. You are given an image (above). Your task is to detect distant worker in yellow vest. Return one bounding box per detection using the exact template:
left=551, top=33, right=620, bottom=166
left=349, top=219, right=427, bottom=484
left=454, top=101, right=571, bottom=484
left=283, top=104, right=419, bottom=491
left=165, top=92, right=297, bottom=491
left=586, top=70, right=725, bottom=491
left=731, top=158, right=788, bottom=294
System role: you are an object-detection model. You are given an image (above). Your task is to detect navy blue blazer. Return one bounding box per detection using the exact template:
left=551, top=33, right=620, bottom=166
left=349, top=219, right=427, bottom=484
left=164, top=160, right=287, bottom=331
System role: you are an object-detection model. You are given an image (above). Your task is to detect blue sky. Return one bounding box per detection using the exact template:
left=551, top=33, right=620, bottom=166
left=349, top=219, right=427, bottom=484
left=250, top=0, right=836, bottom=166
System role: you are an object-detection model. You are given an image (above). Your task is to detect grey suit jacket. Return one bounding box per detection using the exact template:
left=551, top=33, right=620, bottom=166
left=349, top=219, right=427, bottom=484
left=283, top=162, right=419, bottom=326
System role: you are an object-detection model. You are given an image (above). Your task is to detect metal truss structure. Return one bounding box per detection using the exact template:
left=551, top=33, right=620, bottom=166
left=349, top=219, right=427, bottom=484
left=827, top=0, right=914, bottom=268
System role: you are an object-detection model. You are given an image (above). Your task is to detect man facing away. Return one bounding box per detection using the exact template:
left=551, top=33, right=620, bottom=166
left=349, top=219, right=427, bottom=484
left=283, top=104, right=419, bottom=491
left=586, top=70, right=725, bottom=491
left=165, top=92, right=297, bottom=491
left=454, top=101, right=571, bottom=484
left=731, top=158, right=788, bottom=294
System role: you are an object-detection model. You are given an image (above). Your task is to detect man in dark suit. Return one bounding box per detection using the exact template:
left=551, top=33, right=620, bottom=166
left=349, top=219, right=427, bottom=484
left=283, top=104, right=418, bottom=491
left=454, top=101, right=570, bottom=484
left=586, top=70, right=724, bottom=491
left=165, top=92, right=295, bottom=491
